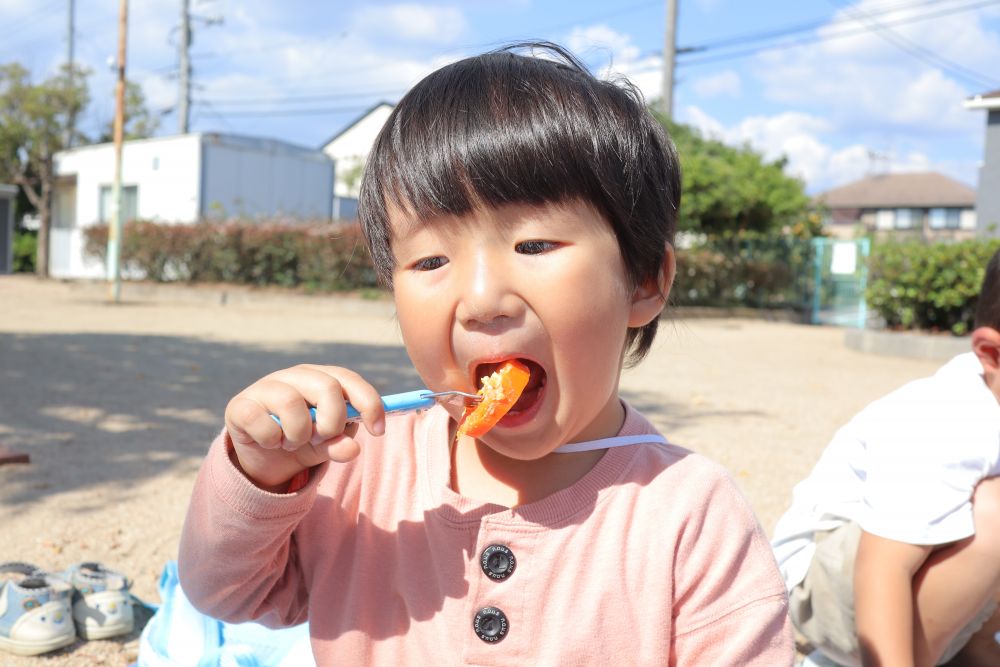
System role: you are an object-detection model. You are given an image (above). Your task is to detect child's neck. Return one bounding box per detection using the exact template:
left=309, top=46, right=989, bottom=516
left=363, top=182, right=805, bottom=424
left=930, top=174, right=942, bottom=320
left=449, top=433, right=607, bottom=508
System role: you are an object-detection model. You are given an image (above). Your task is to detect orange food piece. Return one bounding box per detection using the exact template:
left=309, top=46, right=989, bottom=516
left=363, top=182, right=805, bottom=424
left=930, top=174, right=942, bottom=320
left=457, top=359, right=531, bottom=438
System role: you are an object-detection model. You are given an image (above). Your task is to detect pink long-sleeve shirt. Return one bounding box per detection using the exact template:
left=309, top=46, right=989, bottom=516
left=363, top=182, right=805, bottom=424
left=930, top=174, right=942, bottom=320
left=179, top=402, right=792, bottom=665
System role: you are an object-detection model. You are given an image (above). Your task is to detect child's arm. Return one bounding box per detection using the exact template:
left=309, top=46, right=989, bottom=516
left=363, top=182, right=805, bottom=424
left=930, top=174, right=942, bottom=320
left=178, top=364, right=385, bottom=625
left=854, top=530, right=933, bottom=667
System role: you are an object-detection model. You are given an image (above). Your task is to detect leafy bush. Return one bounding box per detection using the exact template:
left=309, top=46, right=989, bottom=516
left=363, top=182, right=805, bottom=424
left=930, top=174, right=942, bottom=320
left=83, top=220, right=378, bottom=292
left=13, top=229, right=36, bottom=273
left=867, top=239, right=1000, bottom=335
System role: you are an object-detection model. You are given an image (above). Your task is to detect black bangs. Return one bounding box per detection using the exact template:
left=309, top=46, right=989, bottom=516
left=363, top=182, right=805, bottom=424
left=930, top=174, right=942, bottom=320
left=359, top=42, right=679, bottom=286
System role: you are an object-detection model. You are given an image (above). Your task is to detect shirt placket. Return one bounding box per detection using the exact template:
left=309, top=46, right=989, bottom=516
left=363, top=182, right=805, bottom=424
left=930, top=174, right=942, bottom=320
left=459, top=515, right=530, bottom=665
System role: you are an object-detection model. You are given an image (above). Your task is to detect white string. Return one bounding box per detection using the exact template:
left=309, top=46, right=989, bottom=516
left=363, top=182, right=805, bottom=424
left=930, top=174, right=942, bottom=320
left=553, top=434, right=668, bottom=454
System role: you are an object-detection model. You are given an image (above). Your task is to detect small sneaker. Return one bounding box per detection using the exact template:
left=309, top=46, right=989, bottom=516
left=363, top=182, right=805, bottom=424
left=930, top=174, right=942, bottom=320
left=0, top=562, right=76, bottom=656
left=63, top=562, right=134, bottom=640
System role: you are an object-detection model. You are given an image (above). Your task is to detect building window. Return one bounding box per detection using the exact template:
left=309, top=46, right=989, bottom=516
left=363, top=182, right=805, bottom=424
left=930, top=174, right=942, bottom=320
left=893, top=208, right=926, bottom=230
left=98, top=185, right=138, bottom=223
left=876, top=209, right=895, bottom=230
left=894, top=208, right=913, bottom=229
left=929, top=208, right=962, bottom=230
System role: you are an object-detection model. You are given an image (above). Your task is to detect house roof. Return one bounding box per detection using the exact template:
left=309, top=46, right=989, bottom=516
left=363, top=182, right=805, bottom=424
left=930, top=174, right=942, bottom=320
left=964, top=88, right=1000, bottom=110
left=319, top=101, right=395, bottom=150
left=815, top=172, right=975, bottom=209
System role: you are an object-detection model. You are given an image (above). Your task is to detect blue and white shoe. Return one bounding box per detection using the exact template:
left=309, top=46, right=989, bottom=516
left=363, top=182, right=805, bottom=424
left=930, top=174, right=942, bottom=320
left=800, top=649, right=848, bottom=667
left=63, top=562, right=134, bottom=640
left=0, top=562, right=76, bottom=656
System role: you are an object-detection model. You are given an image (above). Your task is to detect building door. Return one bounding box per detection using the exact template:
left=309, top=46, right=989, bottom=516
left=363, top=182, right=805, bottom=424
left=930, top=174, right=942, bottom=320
left=50, top=178, right=78, bottom=277
left=810, top=238, right=871, bottom=328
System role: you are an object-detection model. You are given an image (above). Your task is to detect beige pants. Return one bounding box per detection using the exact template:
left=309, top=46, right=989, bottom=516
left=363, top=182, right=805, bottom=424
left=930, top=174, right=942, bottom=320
left=788, top=521, right=996, bottom=667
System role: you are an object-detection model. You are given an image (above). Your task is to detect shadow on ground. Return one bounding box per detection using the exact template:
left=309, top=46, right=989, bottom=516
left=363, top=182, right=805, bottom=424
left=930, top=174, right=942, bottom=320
left=619, top=389, right=766, bottom=438
left=0, top=332, right=419, bottom=506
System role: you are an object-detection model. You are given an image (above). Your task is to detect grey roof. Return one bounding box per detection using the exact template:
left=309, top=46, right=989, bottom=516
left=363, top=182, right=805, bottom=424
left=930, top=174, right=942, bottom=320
left=815, top=172, right=975, bottom=209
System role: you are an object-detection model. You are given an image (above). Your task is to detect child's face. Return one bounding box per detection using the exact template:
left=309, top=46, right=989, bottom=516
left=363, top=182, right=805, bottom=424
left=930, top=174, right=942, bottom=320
left=389, top=199, right=660, bottom=459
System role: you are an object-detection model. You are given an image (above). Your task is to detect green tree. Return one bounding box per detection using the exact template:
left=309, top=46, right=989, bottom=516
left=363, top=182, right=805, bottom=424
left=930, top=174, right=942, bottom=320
left=0, top=62, right=89, bottom=276
left=96, top=80, right=160, bottom=142
left=652, top=112, right=811, bottom=236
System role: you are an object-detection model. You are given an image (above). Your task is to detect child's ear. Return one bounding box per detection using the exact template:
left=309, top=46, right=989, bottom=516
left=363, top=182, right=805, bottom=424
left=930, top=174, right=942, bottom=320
left=971, top=326, right=1000, bottom=374
left=628, top=244, right=676, bottom=328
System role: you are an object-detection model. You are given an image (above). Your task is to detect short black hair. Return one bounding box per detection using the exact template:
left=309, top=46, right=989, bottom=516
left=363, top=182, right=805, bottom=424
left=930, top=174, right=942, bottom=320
left=358, top=41, right=681, bottom=364
left=975, top=248, right=1000, bottom=330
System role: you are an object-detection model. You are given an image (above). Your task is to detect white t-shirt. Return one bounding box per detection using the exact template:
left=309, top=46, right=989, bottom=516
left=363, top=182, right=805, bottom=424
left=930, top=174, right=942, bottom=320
left=771, top=352, right=1000, bottom=591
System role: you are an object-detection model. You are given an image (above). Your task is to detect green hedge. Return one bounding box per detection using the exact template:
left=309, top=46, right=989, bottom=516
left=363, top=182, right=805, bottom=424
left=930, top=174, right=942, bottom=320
left=13, top=229, right=37, bottom=273
left=83, top=221, right=378, bottom=292
left=80, top=222, right=997, bottom=336
left=866, top=239, right=1000, bottom=335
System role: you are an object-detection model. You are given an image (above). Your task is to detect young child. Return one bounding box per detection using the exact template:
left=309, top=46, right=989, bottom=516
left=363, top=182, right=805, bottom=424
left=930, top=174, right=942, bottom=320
left=771, top=249, right=1000, bottom=667
left=179, top=42, right=793, bottom=665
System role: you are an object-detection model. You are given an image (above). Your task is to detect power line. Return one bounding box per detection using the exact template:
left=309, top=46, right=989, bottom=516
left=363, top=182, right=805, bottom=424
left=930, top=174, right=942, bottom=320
left=677, top=0, right=1000, bottom=66
left=199, top=103, right=373, bottom=118
left=188, top=1, right=662, bottom=63
left=687, top=0, right=964, bottom=52
left=825, top=0, right=1000, bottom=89
left=197, top=87, right=405, bottom=106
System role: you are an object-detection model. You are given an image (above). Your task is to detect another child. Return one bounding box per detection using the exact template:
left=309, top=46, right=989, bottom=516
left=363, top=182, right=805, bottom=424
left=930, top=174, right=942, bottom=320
left=179, top=42, right=793, bottom=665
left=771, top=249, right=1000, bottom=667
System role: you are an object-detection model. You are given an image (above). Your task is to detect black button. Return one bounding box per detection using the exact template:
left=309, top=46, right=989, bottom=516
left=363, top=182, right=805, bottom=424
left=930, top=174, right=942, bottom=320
left=480, top=544, right=516, bottom=581
left=473, top=606, right=508, bottom=643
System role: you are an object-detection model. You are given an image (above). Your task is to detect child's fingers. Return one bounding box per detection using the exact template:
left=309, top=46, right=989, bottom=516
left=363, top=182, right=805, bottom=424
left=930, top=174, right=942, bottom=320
left=294, top=365, right=386, bottom=438
left=300, top=430, right=363, bottom=465
left=225, top=394, right=285, bottom=449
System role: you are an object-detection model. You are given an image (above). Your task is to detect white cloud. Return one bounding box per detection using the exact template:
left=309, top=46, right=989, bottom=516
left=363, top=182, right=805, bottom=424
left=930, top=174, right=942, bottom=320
left=677, top=105, right=950, bottom=192
left=691, top=70, right=740, bottom=98
left=565, top=24, right=663, bottom=102
left=566, top=24, right=641, bottom=63
left=353, top=4, right=468, bottom=44
left=753, top=0, right=1000, bottom=136
left=682, top=104, right=726, bottom=139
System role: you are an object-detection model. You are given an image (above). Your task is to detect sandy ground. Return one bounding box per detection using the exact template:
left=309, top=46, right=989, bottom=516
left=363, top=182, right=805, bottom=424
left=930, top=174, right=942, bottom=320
left=0, top=275, right=949, bottom=665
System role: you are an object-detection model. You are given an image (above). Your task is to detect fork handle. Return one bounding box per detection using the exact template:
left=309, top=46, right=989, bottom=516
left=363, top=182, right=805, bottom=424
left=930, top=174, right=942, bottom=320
left=344, top=390, right=437, bottom=421
left=270, top=390, right=437, bottom=428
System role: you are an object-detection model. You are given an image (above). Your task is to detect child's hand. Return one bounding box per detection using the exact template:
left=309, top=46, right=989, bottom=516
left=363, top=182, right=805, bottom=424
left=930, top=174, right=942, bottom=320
left=224, top=365, right=386, bottom=491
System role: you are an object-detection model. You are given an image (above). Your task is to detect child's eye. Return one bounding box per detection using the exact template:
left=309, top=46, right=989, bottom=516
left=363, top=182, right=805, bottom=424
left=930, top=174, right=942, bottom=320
left=412, top=256, right=448, bottom=271
left=515, top=240, right=557, bottom=255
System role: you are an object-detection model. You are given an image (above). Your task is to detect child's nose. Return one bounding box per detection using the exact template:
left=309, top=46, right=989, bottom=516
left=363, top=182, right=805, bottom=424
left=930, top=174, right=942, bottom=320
left=455, top=253, right=520, bottom=327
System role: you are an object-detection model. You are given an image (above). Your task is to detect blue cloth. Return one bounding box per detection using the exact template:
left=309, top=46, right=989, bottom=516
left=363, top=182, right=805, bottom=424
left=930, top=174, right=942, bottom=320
left=137, top=561, right=314, bottom=667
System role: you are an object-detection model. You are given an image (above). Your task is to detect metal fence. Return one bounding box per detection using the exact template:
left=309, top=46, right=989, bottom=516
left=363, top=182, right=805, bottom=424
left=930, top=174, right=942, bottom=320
left=673, top=236, right=870, bottom=328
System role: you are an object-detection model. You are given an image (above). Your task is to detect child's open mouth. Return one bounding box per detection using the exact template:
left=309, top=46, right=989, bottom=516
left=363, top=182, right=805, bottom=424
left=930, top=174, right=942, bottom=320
left=475, top=358, right=546, bottom=422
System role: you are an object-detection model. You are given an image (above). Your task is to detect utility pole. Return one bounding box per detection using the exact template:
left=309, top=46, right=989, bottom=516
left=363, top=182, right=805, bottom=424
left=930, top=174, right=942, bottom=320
left=178, top=0, right=191, bottom=133
left=65, top=0, right=76, bottom=147
left=107, top=0, right=128, bottom=303
left=66, top=0, right=74, bottom=71
left=661, top=0, right=678, bottom=119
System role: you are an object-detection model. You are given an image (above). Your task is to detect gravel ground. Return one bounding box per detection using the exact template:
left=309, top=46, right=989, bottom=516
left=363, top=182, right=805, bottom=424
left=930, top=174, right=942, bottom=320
left=0, top=275, right=948, bottom=665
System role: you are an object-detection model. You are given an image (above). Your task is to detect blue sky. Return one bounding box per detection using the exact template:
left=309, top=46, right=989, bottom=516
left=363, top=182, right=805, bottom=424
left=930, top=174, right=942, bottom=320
left=3, top=0, right=999, bottom=193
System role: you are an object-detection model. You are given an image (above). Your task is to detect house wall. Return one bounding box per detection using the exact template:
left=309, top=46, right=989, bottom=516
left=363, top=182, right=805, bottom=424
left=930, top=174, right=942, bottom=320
left=825, top=205, right=976, bottom=241
left=323, top=104, right=393, bottom=199
left=51, top=135, right=203, bottom=278
left=55, top=134, right=202, bottom=227
left=977, top=109, right=1000, bottom=237
left=51, top=133, right=334, bottom=279
left=201, top=135, right=333, bottom=219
